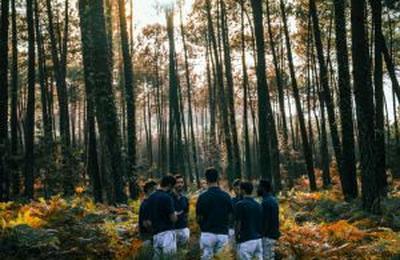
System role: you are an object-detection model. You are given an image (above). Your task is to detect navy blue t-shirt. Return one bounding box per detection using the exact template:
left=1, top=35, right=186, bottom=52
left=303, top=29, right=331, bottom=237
left=235, top=197, right=262, bottom=243
left=196, top=186, right=233, bottom=235
left=138, top=198, right=150, bottom=237
left=232, top=195, right=243, bottom=209
left=146, top=190, right=175, bottom=235
left=230, top=195, right=242, bottom=228
left=261, top=194, right=280, bottom=239
left=173, top=193, right=189, bottom=229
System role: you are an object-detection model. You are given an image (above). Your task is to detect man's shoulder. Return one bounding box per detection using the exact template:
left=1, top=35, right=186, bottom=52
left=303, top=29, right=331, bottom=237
left=218, top=189, right=231, bottom=198
left=140, top=198, right=149, bottom=207
left=263, top=195, right=278, bottom=206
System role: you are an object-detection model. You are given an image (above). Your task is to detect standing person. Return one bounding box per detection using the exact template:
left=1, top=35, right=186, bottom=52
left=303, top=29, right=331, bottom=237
left=198, top=179, right=208, bottom=194
left=138, top=180, right=157, bottom=247
left=257, top=180, right=280, bottom=260
left=230, top=179, right=242, bottom=240
left=146, top=175, right=178, bottom=259
left=235, top=182, right=263, bottom=260
left=196, top=168, right=233, bottom=260
left=173, top=174, right=190, bottom=246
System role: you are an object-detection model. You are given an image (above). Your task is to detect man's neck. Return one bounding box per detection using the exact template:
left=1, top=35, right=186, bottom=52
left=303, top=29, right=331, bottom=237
left=263, top=192, right=271, bottom=197
left=243, top=195, right=252, bottom=199
left=207, top=183, right=218, bottom=188
left=159, top=187, right=169, bottom=192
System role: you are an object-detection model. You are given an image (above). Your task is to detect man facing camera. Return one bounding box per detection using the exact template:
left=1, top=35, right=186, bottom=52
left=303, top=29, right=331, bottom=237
left=173, top=174, right=190, bottom=246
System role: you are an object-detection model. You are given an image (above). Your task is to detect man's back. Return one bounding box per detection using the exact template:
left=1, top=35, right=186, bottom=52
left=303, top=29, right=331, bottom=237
left=196, top=186, right=233, bottom=235
left=261, top=194, right=280, bottom=239
left=235, top=197, right=262, bottom=243
left=147, top=190, right=175, bottom=235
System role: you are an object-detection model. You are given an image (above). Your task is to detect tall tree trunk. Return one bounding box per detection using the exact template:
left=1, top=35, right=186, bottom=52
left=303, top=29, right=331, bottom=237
left=35, top=0, right=52, bottom=147
left=370, top=0, right=387, bottom=195
left=0, top=0, right=10, bottom=201
left=351, top=0, right=379, bottom=212
left=46, top=0, right=73, bottom=195
left=166, top=8, right=184, bottom=175
left=205, top=0, right=234, bottom=180
left=24, top=0, right=36, bottom=199
left=179, top=3, right=200, bottom=187
left=79, top=0, right=103, bottom=203
left=240, top=0, right=252, bottom=179
left=310, top=0, right=345, bottom=193
left=220, top=0, right=241, bottom=180
left=117, top=0, right=137, bottom=199
left=333, top=0, right=358, bottom=199
left=10, top=0, right=19, bottom=196
left=280, top=0, right=316, bottom=191
left=266, top=0, right=289, bottom=150
left=79, top=0, right=126, bottom=204
left=250, top=0, right=281, bottom=189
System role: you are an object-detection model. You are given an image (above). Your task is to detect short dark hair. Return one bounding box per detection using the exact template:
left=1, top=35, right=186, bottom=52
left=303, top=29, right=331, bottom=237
left=143, top=180, right=157, bottom=193
left=160, top=175, right=176, bottom=188
left=240, top=182, right=253, bottom=195
left=205, top=168, right=218, bottom=183
left=233, top=179, right=241, bottom=187
left=258, top=179, right=272, bottom=195
left=174, top=174, right=184, bottom=181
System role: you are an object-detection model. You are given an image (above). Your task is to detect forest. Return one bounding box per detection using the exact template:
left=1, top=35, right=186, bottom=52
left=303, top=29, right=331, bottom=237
left=0, top=0, right=399, bottom=259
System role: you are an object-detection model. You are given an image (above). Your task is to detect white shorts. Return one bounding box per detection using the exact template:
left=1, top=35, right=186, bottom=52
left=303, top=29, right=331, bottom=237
left=152, top=230, right=177, bottom=259
left=200, top=232, right=229, bottom=260
left=176, top=227, right=190, bottom=245
left=262, top=237, right=277, bottom=260
left=237, top=238, right=263, bottom=260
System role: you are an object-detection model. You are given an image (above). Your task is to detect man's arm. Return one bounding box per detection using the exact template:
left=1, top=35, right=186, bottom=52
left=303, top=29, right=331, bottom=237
left=169, top=212, right=178, bottom=223
left=196, top=196, right=204, bottom=224
left=165, top=195, right=178, bottom=223
left=234, top=203, right=242, bottom=241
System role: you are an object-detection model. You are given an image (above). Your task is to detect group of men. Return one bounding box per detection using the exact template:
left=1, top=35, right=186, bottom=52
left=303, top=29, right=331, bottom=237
left=138, top=168, right=280, bottom=260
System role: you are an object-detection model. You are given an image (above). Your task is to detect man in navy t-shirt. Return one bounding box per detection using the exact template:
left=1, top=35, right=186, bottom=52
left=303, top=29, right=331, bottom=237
left=235, top=182, right=263, bottom=260
left=257, top=180, right=280, bottom=260
left=145, top=175, right=177, bottom=258
left=230, top=179, right=242, bottom=241
left=172, top=174, right=190, bottom=246
left=196, top=168, right=233, bottom=260
left=138, top=180, right=157, bottom=246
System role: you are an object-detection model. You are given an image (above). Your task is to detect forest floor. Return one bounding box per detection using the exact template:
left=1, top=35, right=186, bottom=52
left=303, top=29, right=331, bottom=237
left=0, top=172, right=400, bottom=259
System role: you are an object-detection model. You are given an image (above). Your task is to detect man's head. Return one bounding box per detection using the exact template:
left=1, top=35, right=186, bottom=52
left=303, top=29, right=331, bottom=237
left=205, top=168, right=219, bottom=184
left=257, top=179, right=272, bottom=197
left=143, top=180, right=157, bottom=196
left=232, top=179, right=241, bottom=196
left=174, top=174, right=185, bottom=192
left=160, top=175, right=176, bottom=191
left=200, top=179, right=207, bottom=190
left=240, top=181, right=253, bottom=196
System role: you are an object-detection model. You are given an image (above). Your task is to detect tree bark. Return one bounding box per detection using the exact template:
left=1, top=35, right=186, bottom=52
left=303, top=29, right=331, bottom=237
left=370, top=0, right=388, bottom=195
left=79, top=0, right=126, bottom=204
left=333, top=0, right=358, bottom=199
left=24, top=0, right=36, bottom=199
left=220, top=0, right=241, bottom=180
left=117, top=0, right=137, bottom=199
left=0, top=0, right=10, bottom=201
left=351, top=0, right=379, bottom=212
left=280, top=0, right=316, bottom=191
left=250, top=0, right=281, bottom=189
left=10, top=0, right=19, bottom=196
